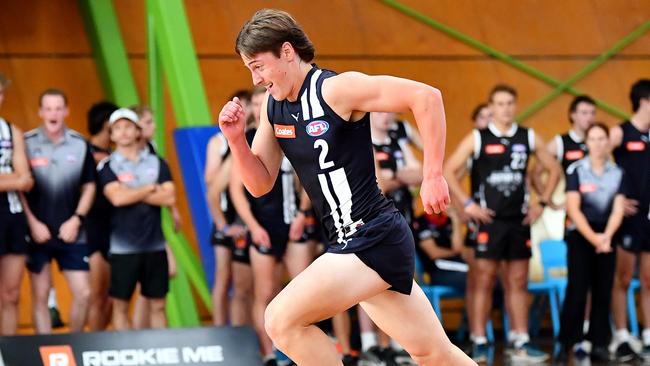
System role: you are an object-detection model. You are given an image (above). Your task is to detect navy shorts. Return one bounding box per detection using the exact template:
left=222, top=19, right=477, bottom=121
left=331, top=211, right=415, bottom=295
left=27, top=241, right=90, bottom=273
left=109, top=250, right=169, bottom=300
left=0, top=211, right=29, bottom=256
left=465, top=220, right=479, bottom=248
left=618, top=213, right=650, bottom=253
left=86, top=217, right=111, bottom=260
left=474, top=219, right=531, bottom=261
left=210, top=224, right=250, bottom=264
left=250, top=222, right=291, bottom=261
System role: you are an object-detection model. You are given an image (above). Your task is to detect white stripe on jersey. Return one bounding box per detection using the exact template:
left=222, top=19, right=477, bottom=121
left=318, top=173, right=345, bottom=244
left=472, top=129, right=481, bottom=159
left=0, top=120, right=23, bottom=213
left=309, top=69, right=324, bottom=119
left=281, top=157, right=297, bottom=225
left=300, top=89, right=311, bottom=121
left=554, top=134, right=564, bottom=162
left=528, top=129, right=536, bottom=152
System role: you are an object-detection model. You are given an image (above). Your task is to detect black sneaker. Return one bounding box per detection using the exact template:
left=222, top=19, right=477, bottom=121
left=49, top=306, right=64, bottom=329
left=264, top=359, right=278, bottom=366
left=590, top=346, right=610, bottom=363
left=471, top=342, right=489, bottom=363
left=358, top=346, right=384, bottom=366
left=615, top=342, right=637, bottom=363
left=509, top=342, right=549, bottom=364
left=641, top=344, right=650, bottom=362
left=342, top=354, right=358, bottom=366
left=392, top=349, right=416, bottom=365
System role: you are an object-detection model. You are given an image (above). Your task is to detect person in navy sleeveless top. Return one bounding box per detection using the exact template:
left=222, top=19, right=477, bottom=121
left=609, top=79, right=650, bottom=360
left=217, top=9, right=473, bottom=366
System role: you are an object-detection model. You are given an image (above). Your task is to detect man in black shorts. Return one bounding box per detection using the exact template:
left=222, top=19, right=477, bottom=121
left=98, top=108, right=175, bottom=330
left=609, top=79, right=650, bottom=361
left=23, top=89, right=96, bottom=333
left=218, top=9, right=473, bottom=366
left=0, top=73, right=34, bottom=335
left=445, top=84, right=560, bottom=363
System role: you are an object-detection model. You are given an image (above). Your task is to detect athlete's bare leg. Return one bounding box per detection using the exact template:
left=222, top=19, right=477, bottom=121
left=612, top=248, right=635, bottom=330
left=63, top=270, right=91, bottom=332
left=502, top=259, right=529, bottom=334
left=87, top=252, right=111, bottom=331
left=471, top=259, right=499, bottom=337
left=231, top=261, right=253, bottom=326
left=212, top=245, right=233, bottom=326
left=250, top=247, right=280, bottom=356
left=0, top=254, right=25, bottom=335
left=264, top=253, right=476, bottom=365
left=30, top=263, right=53, bottom=334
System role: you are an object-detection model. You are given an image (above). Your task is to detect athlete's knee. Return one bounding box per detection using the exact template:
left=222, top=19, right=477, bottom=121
left=615, top=267, right=634, bottom=288
left=408, top=341, right=455, bottom=366
left=1, top=285, right=20, bottom=306
left=263, top=300, right=288, bottom=345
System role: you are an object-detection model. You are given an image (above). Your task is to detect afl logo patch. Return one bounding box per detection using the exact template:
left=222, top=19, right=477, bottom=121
left=306, top=120, right=329, bottom=137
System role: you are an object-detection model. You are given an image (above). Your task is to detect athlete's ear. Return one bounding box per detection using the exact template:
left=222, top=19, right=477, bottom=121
left=281, top=41, right=295, bottom=61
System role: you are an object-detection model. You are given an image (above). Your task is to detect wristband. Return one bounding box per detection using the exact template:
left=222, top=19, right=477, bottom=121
left=463, top=198, right=474, bottom=209
left=219, top=224, right=230, bottom=234
left=73, top=213, right=86, bottom=223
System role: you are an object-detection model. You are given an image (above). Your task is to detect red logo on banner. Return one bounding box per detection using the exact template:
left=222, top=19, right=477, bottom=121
left=485, top=144, right=506, bottom=154
left=564, top=150, right=584, bottom=161
left=40, top=345, right=77, bottom=366
left=627, top=141, right=646, bottom=152
left=274, top=124, right=296, bottom=138
left=30, top=157, right=49, bottom=167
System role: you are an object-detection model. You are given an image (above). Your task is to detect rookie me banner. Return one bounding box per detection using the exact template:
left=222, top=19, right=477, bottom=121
left=0, top=327, right=261, bottom=366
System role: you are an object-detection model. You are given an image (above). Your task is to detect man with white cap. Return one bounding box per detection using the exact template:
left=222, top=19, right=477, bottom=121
left=98, top=108, right=175, bottom=330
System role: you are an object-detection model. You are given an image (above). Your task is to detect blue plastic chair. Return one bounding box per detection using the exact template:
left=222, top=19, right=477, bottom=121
left=512, top=240, right=567, bottom=340
left=628, top=278, right=641, bottom=337
left=415, top=255, right=496, bottom=343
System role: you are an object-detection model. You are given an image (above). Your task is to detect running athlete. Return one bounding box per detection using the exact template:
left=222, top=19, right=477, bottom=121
left=444, top=84, right=561, bottom=363
left=218, top=9, right=473, bottom=366
left=85, top=101, right=118, bottom=331
left=609, top=79, right=650, bottom=362
left=0, top=74, right=34, bottom=335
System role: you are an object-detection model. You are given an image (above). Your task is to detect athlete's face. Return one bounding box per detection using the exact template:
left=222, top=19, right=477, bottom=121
left=585, top=126, right=609, bottom=159
left=242, top=47, right=294, bottom=101
left=370, top=112, right=395, bottom=131
left=474, top=107, right=492, bottom=129
left=39, top=95, right=69, bottom=135
left=110, top=119, right=141, bottom=147
left=139, top=110, right=155, bottom=141
left=489, top=92, right=516, bottom=125
left=571, top=102, right=596, bottom=133
left=251, top=92, right=265, bottom=124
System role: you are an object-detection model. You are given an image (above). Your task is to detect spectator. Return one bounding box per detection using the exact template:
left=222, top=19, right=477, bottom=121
left=0, top=73, right=34, bottom=335
left=85, top=101, right=118, bottom=331
left=99, top=108, right=175, bottom=330
left=23, top=88, right=96, bottom=333
left=555, top=123, right=625, bottom=363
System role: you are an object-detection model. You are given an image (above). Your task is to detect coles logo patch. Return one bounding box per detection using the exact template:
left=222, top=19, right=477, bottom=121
left=306, top=120, right=329, bottom=137
left=30, top=157, right=49, bottom=167
left=39, top=345, right=77, bottom=366
left=579, top=183, right=597, bottom=193
left=485, top=144, right=506, bottom=154
left=274, top=124, right=296, bottom=139
left=375, top=151, right=390, bottom=161
left=627, top=141, right=646, bottom=152
left=565, top=150, right=585, bottom=161
left=477, top=232, right=489, bottom=245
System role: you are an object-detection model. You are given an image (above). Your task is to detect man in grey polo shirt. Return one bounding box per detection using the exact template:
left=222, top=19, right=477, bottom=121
left=23, top=88, right=96, bottom=334
left=98, top=108, right=175, bottom=330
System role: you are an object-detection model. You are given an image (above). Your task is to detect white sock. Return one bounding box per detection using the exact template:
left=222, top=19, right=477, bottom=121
left=582, top=320, right=590, bottom=334
left=615, top=329, right=631, bottom=344
left=473, top=336, right=488, bottom=345
left=48, top=288, right=57, bottom=308
left=390, top=339, right=404, bottom=351
left=514, top=333, right=530, bottom=348
left=361, top=332, right=377, bottom=352
left=642, top=328, right=650, bottom=346
left=263, top=354, right=276, bottom=362
left=507, top=331, right=518, bottom=344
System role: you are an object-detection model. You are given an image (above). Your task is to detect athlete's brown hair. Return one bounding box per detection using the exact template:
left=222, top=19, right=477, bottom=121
left=236, top=9, right=315, bottom=62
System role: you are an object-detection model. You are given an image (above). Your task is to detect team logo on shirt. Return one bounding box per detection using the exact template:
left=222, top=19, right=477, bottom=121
left=477, top=232, right=489, bottom=245
left=0, top=140, right=11, bottom=148
left=579, top=183, right=597, bottom=193
left=274, top=124, right=296, bottom=139
left=66, top=154, right=78, bottom=163
left=565, top=150, right=585, bottom=161
left=306, top=120, right=329, bottom=137
left=512, top=144, right=526, bottom=152
left=626, top=141, right=646, bottom=151
left=30, top=157, right=49, bottom=167
left=375, top=151, right=390, bottom=161
left=117, top=172, right=135, bottom=183
left=485, top=144, right=506, bottom=154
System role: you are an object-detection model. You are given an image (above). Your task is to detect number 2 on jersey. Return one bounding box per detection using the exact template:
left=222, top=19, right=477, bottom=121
left=314, top=139, right=334, bottom=169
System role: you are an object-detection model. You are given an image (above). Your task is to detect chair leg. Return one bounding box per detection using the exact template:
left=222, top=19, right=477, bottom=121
left=486, top=319, right=495, bottom=344
left=456, top=312, right=468, bottom=344
left=502, top=310, right=510, bottom=343
left=628, top=285, right=639, bottom=338
left=549, top=290, right=561, bottom=339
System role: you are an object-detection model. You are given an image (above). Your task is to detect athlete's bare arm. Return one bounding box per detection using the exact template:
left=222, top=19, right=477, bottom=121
left=533, top=134, right=562, bottom=205
left=219, top=95, right=283, bottom=197
left=443, top=133, right=494, bottom=224
left=228, top=165, right=271, bottom=248
left=205, top=136, right=229, bottom=229
left=530, top=137, right=558, bottom=196
left=104, top=182, right=156, bottom=207
left=609, top=125, right=624, bottom=148
left=0, top=125, right=33, bottom=192
left=143, top=181, right=175, bottom=207
left=395, top=141, right=423, bottom=186
left=322, top=72, right=449, bottom=214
